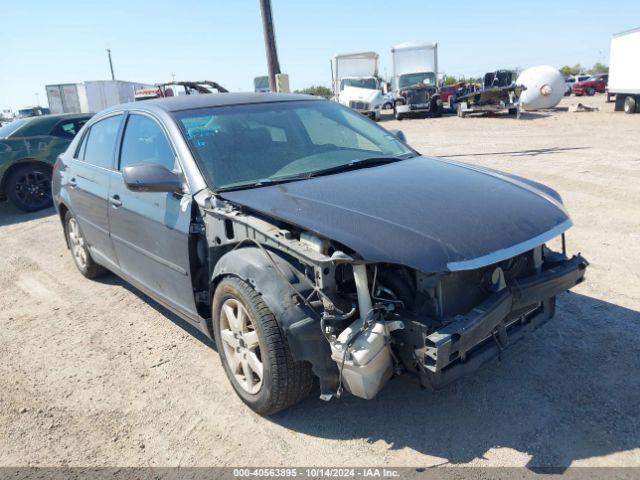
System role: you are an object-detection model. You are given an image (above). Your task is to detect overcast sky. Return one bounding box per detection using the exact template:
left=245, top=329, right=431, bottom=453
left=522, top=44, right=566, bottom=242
left=1, top=0, right=638, bottom=111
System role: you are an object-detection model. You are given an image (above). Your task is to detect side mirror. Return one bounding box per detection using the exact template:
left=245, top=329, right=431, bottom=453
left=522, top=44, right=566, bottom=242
left=122, top=163, right=184, bottom=193
left=390, top=129, right=407, bottom=143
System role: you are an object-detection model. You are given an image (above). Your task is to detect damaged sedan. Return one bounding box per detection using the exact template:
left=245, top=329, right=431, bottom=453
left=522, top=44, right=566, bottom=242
left=52, top=93, right=587, bottom=415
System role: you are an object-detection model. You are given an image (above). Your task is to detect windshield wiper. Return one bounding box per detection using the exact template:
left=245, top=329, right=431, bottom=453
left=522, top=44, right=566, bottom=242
left=217, top=154, right=416, bottom=192
left=305, top=155, right=414, bottom=179
left=217, top=174, right=310, bottom=192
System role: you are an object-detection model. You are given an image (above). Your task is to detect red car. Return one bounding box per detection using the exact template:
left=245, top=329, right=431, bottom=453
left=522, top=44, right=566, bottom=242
left=572, top=74, right=608, bottom=96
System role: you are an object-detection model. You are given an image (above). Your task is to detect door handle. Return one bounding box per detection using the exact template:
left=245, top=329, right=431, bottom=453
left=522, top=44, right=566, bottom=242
left=109, top=194, right=122, bottom=207
left=68, top=177, right=77, bottom=188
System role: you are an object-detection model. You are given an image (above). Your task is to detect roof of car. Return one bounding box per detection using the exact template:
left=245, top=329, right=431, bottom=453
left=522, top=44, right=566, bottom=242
left=125, top=92, right=322, bottom=112
left=24, top=113, right=93, bottom=123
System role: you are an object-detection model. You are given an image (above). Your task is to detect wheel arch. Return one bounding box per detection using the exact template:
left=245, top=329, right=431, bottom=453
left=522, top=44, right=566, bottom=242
left=209, top=247, right=339, bottom=393
left=0, top=158, right=52, bottom=198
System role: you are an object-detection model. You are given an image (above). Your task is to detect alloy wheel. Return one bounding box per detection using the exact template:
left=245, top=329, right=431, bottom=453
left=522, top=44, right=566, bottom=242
left=67, top=217, right=88, bottom=270
left=219, top=298, right=263, bottom=395
left=13, top=170, right=51, bottom=209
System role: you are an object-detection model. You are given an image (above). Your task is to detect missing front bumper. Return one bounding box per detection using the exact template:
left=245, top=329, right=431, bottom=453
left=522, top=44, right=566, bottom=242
left=400, top=254, right=588, bottom=389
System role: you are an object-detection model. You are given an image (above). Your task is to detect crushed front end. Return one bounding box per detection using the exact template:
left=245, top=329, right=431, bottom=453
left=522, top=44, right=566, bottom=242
left=319, top=242, right=587, bottom=398
left=393, top=249, right=587, bottom=389
left=204, top=199, right=587, bottom=401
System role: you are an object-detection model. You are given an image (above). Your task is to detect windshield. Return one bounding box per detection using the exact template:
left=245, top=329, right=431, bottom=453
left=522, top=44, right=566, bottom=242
left=399, top=72, right=436, bottom=89
left=175, top=100, right=413, bottom=190
left=0, top=119, right=28, bottom=138
left=340, top=78, right=378, bottom=90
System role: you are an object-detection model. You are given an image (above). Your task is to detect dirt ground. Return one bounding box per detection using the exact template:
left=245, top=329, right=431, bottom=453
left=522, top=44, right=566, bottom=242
left=0, top=94, right=638, bottom=469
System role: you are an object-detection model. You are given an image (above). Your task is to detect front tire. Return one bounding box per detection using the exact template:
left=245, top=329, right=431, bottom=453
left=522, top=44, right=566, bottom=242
left=586, top=87, right=596, bottom=96
left=64, top=211, right=106, bottom=279
left=212, top=276, right=313, bottom=415
left=6, top=164, right=52, bottom=212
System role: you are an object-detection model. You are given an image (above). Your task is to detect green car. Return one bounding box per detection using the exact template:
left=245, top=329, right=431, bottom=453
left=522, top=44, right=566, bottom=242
left=0, top=113, right=92, bottom=211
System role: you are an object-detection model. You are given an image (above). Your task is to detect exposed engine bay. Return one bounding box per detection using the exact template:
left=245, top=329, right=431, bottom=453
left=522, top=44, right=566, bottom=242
left=196, top=196, right=588, bottom=401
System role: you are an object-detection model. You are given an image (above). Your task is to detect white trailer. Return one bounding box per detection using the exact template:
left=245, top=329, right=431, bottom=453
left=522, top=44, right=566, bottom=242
left=85, top=80, right=152, bottom=112
left=46, top=83, right=89, bottom=114
left=608, top=27, right=640, bottom=113
left=331, top=51, right=385, bottom=120
left=46, top=80, right=152, bottom=114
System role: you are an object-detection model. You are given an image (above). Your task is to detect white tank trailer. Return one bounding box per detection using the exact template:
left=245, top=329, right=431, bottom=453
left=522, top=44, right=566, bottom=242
left=517, top=65, right=565, bottom=110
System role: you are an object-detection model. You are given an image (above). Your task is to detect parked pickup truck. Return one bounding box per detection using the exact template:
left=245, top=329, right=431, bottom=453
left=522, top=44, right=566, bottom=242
left=572, top=74, right=608, bottom=96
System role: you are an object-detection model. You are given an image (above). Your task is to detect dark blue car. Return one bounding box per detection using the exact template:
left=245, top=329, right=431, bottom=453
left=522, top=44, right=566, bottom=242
left=53, top=93, right=587, bottom=415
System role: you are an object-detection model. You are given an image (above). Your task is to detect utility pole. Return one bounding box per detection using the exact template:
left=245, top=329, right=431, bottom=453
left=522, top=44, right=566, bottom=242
left=106, top=48, right=115, bottom=80
left=258, top=0, right=281, bottom=92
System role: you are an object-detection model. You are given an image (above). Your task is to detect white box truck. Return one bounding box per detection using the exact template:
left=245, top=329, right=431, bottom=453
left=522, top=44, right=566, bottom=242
left=85, top=80, right=152, bottom=112
left=46, top=80, right=152, bottom=114
left=332, top=51, right=386, bottom=121
left=608, top=27, right=640, bottom=114
left=391, top=42, right=441, bottom=119
left=46, top=83, right=89, bottom=114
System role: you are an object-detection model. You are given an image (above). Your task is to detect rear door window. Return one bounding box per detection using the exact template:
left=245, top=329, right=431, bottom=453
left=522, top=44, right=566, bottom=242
left=119, top=114, right=178, bottom=172
left=81, top=115, right=123, bottom=169
left=51, top=118, right=89, bottom=139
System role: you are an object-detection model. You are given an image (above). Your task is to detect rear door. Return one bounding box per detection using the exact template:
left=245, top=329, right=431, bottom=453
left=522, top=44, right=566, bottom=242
left=66, top=114, right=122, bottom=268
left=108, top=112, right=198, bottom=318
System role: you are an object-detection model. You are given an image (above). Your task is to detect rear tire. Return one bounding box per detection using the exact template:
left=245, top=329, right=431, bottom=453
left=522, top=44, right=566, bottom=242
left=624, top=96, right=637, bottom=114
left=508, top=107, right=518, bottom=115
left=212, top=276, right=313, bottom=415
left=64, top=211, right=106, bottom=279
left=6, top=164, right=52, bottom=212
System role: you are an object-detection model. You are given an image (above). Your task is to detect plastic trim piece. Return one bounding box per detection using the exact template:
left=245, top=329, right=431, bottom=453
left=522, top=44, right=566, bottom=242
left=446, top=219, right=572, bottom=271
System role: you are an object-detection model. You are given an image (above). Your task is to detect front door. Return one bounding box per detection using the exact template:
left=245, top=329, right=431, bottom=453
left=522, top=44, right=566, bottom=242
left=108, top=112, right=197, bottom=319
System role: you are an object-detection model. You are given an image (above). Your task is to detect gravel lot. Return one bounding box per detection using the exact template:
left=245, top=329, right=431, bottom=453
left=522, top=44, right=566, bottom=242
left=1, top=94, right=638, bottom=469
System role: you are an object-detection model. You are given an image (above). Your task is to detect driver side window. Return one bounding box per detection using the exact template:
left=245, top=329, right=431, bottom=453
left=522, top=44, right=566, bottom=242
left=119, top=114, right=179, bottom=172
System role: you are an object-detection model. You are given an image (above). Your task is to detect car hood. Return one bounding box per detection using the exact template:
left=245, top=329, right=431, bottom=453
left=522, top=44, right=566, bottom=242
left=221, top=156, right=571, bottom=272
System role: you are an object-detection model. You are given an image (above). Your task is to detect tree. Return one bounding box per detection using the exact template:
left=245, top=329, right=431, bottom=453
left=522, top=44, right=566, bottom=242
left=588, top=62, right=609, bottom=74
left=559, top=64, right=585, bottom=77
left=444, top=75, right=459, bottom=86
left=294, top=86, right=333, bottom=98
left=559, top=65, right=574, bottom=77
